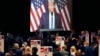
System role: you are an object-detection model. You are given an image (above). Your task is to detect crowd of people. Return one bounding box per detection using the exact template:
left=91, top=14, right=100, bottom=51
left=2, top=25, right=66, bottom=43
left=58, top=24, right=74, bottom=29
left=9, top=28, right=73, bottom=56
left=0, top=30, right=100, bottom=56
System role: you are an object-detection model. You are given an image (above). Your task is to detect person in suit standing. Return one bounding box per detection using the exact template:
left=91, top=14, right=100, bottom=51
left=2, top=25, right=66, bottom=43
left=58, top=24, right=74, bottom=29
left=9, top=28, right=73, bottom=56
left=60, top=46, right=69, bottom=56
left=82, top=42, right=93, bottom=56
left=39, top=0, right=63, bottom=30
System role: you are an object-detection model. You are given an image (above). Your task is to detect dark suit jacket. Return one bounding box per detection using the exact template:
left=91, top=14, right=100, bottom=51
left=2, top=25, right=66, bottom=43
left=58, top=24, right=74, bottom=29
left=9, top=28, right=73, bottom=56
left=53, top=51, right=62, bottom=56
left=0, top=52, right=4, bottom=56
left=39, top=12, right=63, bottom=29
left=60, top=50, right=69, bottom=56
left=84, top=46, right=93, bottom=56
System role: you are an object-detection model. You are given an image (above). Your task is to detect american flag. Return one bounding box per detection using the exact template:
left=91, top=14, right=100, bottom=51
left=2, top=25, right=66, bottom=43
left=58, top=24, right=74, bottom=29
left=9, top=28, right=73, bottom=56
left=30, top=0, right=46, bottom=32
left=55, top=0, right=71, bottom=30
left=30, top=0, right=71, bottom=32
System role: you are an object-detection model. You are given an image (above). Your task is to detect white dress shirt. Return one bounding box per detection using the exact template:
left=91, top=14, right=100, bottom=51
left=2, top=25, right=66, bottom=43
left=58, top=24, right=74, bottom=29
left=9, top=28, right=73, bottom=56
left=49, top=12, right=55, bottom=29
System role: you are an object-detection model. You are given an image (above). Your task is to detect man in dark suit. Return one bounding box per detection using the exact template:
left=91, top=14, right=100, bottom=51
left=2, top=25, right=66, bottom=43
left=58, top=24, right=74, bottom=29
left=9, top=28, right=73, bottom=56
left=82, top=42, right=93, bottom=56
left=60, top=46, right=69, bottom=56
left=53, top=45, right=62, bottom=56
left=39, top=0, right=63, bottom=30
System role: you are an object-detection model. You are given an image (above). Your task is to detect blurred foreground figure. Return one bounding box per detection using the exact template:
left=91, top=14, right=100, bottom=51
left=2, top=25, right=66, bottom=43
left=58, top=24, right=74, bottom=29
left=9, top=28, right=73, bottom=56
left=53, top=45, right=62, bottom=56
left=82, top=42, right=93, bottom=56
left=60, top=45, right=69, bottom=56
left=70, top=46, right=77, bottom=56
left=32, top=47, right=38, bottom=56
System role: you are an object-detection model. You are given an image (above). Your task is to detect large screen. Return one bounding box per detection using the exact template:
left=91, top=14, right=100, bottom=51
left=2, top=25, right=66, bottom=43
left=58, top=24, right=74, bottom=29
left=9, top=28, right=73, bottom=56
left=30, top=0, right=72, bottom=32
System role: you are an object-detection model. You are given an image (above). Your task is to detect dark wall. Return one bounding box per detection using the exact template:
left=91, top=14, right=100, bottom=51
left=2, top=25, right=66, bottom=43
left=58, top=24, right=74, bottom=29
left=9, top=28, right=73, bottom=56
left=1, top=0, right=30, bottom=33
left=73, top=0, right=100, bottom=32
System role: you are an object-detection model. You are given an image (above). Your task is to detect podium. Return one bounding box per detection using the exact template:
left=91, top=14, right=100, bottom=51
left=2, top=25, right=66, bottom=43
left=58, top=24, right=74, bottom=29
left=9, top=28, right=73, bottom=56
left=39, top=29, right=64, bottom=31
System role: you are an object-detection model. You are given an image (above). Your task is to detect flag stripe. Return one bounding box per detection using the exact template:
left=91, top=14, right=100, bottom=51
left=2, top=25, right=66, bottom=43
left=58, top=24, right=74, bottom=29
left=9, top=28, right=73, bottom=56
left=41, top=5, right=46, bottom=13
left=30, top=12, right=37, bottom=31
left=61, top=9, right=70, bottom=30
left=30, top=21, right=34, bottom=32
left=30, top=18, right=36, bottom=31
left=37, top=8, right=41, bottom=19
left=31, top=3, right=39, bottom=26
left=30, top=8, right=38, bottom=29
left=60, top=11, right=67, bottom=30
left=61, top=18, right=65, bottom=30
left=39, top=6, right=43, bottom=17
left=55, top=4, right=60, bottom=13
left=36, top=10, right=40, bottom=21
left=40, top=5, right=43, bottom=13
left=65, top=5, right=70, bottom=23
left=63, top=6, right=70, bottom=30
